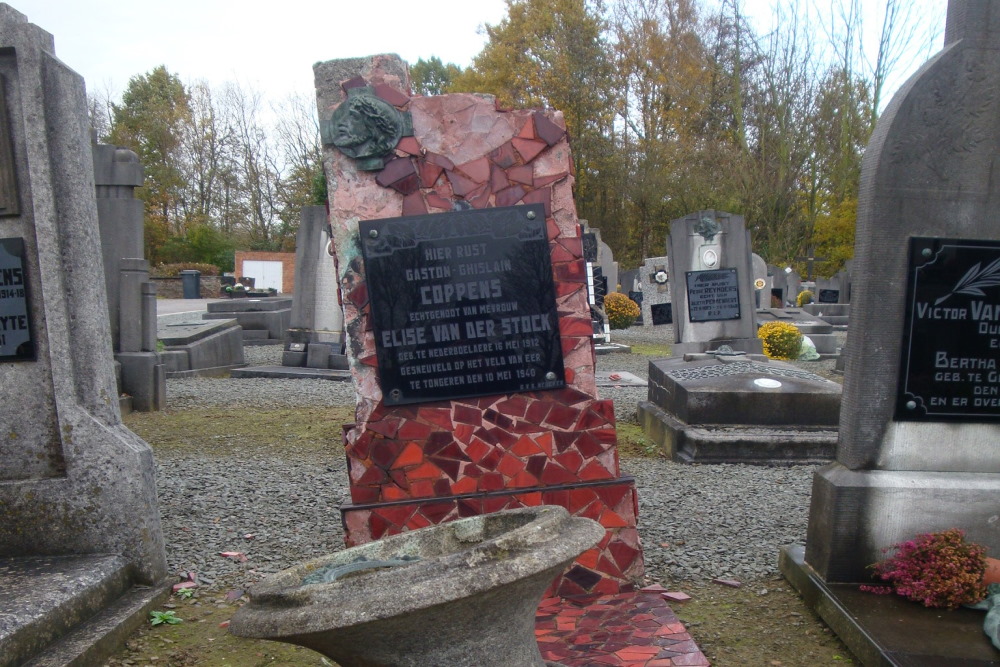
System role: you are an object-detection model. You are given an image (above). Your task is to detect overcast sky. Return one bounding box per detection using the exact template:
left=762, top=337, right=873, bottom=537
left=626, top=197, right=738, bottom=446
left=11, top=0, right=944, bottom=108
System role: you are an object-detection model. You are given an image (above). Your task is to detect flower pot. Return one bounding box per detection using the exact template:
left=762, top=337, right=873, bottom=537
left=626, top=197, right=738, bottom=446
left=985, top=557, right=1000, bottom=586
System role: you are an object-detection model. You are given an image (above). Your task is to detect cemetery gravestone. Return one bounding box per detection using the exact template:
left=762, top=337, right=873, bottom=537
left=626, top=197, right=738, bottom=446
left=0, top=7, right=167, bottom=664
left=317, top=54, right=642, bottom=596
left=783, top=3, right=1000, bottom=662
left=785, top=268, right=802, bottom=305
left=640, top=256, right=672, bottom=326
left=768, top=263, right=787, bottom=307
left=282, top=205, right=347, bottom=370
left=666, top=210, right=762, bottom=354
left=93, top=140, right=165, bottom=411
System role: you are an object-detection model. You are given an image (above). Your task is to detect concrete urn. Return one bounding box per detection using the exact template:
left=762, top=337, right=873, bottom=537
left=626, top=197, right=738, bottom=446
left=229, top=506, right=604, bottom=666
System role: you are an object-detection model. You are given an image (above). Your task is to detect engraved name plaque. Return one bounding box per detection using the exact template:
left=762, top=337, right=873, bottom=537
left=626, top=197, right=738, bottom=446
left=360, top=204, right=565, bottom=406
left=0, top=237, right=34, bottom=361
left=686, top=268, right=741, bottom=322
left=897, top=237, right=1000, bottom=421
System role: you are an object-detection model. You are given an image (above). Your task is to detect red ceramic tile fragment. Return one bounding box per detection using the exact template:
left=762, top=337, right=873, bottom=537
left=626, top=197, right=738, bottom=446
left=345, top=283, right=368, bottom=308
left=541, top=462, right=578, bottom=485
left=375, top=156, right=416, bottom=188
left=579, top=460, right=613, bottom=482
left=489, top=142, right=518, bottom=168
left=429, top=456, right=462, bottom=481
left=468, top=185, right=491, bottom=209
left=393, top=441, right=423, bottom=467
left=408, top=461, right=441, bottom=480
left=456, top=156, right=490, bottom=183
left=356, top=465, right=389, bottom=486
left=511, top=435, right=542, bottom=457
left=545, top=404, right=581, bottom=429
left=577, top=407, right=611, bottom=431
left=517, top=115, right=536, bottom=139
left=419, top=161, right=444, bottom=188
left=522, top=186, right=552, bottom=216
left=496, top=184, right=526, bottom=207
left=349, top=486, right=379, bottom=504
left=453, top=404, right=482, bottom=425
left=409, top=480, right=435, bottom=497
left=446, top=170, right=480, bottom=197
left=555, top=449, right=584, bottom=474
left=396, top=135, right=421, bottom=155
left=497, top=453, right=526, bottom=477
left=513, top=137, right=547, bottom=163
left=373, top=83, right=409, bottom=107
left=401, top=192, right=427, bottom=216
left=397, top=420, right=432, bottom=440
left=507, top=164, right=534, bottom=185
left=425, top=151, right=455, bottom=170
left=341, top=75, right=367, bottom=91
left=533, top=111, right=567, bottom=146
left=490, top=164, right=511, bottom=192
left=372, top=440, right=405, bottom=469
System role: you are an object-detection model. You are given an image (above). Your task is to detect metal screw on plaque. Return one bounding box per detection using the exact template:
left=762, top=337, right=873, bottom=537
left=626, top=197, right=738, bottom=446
left=526, top=211, right=536, bottom=220
left=906, top=400, right=917, bottom=410
left=921, top=248, right=932, bottom=258
left=369, top=229, right=378, bottom=239
left=545, top=372, right=556, bottom=381
left=390, top=389, right=402, bottom=401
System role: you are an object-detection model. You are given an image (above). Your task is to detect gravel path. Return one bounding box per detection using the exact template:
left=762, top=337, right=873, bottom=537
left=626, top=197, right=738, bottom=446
left=151, top=324, right=840, bottom=591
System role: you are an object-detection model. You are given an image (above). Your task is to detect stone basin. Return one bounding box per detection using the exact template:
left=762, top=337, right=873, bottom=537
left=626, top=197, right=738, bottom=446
left=229, top=506, right=604, bottom=666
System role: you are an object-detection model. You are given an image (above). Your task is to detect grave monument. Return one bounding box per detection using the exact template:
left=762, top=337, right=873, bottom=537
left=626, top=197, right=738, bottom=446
left=782, top=2, right=1000, bottom=662
left=639, top=255, right=672, bottom=326
left=0, top=6, right=167, bottom=664
left=638, top=210, right=841, bottom=463
left=666, top=210, right=762, bottom=354
left=93, top=139, right=165, bottom=411
left=317, top=54, right=643, bottom=596
left=282, top=205, right=347, bottom=370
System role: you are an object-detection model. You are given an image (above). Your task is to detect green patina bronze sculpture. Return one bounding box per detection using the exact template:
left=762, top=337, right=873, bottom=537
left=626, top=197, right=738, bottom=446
left=321, top=86, right=412, bottom=171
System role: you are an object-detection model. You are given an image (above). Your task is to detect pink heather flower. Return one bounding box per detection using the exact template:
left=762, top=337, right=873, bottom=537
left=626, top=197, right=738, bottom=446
left=864, top=529, right=988, bottom=609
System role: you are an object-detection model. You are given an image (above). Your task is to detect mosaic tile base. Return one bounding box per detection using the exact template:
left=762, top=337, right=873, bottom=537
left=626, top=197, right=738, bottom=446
left=535, top=591, right=710, bottom=666
left=344, top=394, right=620, bottom=504
left=341, top=478, right=643, bottom=596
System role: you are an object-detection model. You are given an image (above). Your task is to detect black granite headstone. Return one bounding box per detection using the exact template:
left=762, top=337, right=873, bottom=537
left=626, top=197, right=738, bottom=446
left=360, top=204, right=565, bottom=405
left=896, top=236, right=1000, bottom=421
left=651, top=302, right=673, bottom=325
left=0, top=237, right=34, bottom=361
left=685, top=268, right=741, bottom=322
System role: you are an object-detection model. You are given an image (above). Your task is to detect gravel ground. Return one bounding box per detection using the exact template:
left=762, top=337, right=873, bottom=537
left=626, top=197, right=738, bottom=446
left=149, top=324, right=844, bottom=591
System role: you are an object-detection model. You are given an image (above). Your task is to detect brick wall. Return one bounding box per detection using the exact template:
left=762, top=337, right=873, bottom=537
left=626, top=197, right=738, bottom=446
left=234, top=251, right=296, bottom=294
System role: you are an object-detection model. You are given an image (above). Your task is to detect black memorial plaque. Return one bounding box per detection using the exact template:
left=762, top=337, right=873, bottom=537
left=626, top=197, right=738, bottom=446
left=360, top=204, right=565, bottom=406
left=0, top=237, right=33, bottom=361
left=686, top=268, right=741, bottom=322
left=897, top=237, right=1000, bottom=421
left=818, top=289, right=840, bottom=303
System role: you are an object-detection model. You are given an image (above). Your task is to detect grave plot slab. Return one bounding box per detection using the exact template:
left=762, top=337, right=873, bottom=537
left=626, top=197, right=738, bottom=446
left=639, top=354, right=840, bottom=464
left=757, top=308, right=842, bottom=357
left=781, top=545, right=999, bottom=666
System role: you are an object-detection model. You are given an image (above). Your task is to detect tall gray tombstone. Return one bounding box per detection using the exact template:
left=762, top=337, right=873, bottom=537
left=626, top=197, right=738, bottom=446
left=666, top=210, right=761, bottom=354
left=791, top=0, right=1000, bottom=598
left=785, top=268, right=802, bottom=305
left=93, top=140, right=165, bottom=410
left=767, top=263, right=786, bottom=307
left=282, top=206, right=347, bottom=369
left=0, top=6, right=167, bottom=663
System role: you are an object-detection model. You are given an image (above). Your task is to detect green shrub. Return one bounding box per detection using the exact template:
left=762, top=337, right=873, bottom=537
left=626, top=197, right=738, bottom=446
left=796, top=290, right=814, bottom=307
left=152, top=262, right=221, bottom=278
left=757, top=320, right=803, bottom=360
left=604, top=292, right=640, bottom=329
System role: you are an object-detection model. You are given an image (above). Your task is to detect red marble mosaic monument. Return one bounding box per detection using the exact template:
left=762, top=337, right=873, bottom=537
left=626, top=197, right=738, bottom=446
left=316, top=54, right=643, bottom=596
